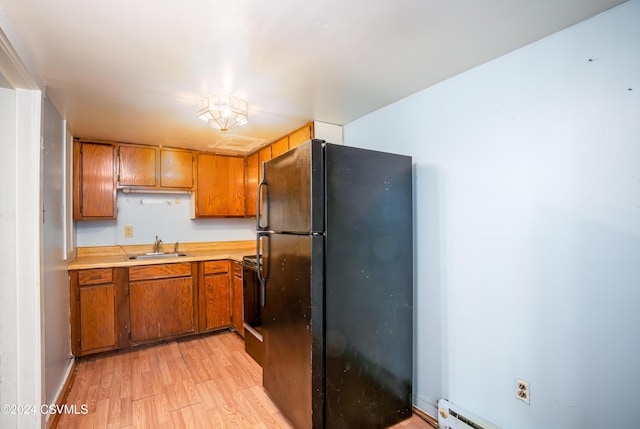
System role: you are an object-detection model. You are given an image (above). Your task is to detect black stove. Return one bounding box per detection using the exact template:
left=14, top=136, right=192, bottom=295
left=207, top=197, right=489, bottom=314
left=241, top=254, right=263, bottom=366
left=242, top=254, right=261, bottom=271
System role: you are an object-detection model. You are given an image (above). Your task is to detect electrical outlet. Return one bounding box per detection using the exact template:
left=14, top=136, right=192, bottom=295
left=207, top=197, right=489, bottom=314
left=124, top=224, right=133, bottom=238
left=516, top=378, right=530, bottom=404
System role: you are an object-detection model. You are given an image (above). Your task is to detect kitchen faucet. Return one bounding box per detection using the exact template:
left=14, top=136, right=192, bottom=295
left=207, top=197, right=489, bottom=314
left=153, top=235, right=162, bottom=253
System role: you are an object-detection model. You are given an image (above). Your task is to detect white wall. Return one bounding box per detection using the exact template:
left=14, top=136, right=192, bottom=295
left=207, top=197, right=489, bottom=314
left=76, top=194, right=255, bottom=247
left=42, top=95, right=73, bottom=409
left=345, top=1, right=640, bottom=428
left=0, top=88, right=44, bottom=428
left=0, top=84, right=20, bottom=429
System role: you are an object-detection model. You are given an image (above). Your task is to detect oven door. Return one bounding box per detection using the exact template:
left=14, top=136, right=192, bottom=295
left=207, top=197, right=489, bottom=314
left=242, top=262, right=263, bottom=366
left=242, top=265, right=261, bottom=327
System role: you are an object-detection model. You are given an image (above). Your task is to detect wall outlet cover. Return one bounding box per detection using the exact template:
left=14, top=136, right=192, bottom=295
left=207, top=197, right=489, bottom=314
left=516, top=378, right=530, bottom=404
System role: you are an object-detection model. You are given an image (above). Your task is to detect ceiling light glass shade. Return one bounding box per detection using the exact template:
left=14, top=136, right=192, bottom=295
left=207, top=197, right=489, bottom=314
left=197, top=95, right=248, bottom=131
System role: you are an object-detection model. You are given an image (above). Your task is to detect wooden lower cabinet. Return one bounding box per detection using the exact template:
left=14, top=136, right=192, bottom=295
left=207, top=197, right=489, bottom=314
left=70, top=268, right=125, bottom=356
left=129, top=277, right=195, bottom=342
left=200, top=260, right=231, bottom=331
left=203, top=274, right=230, bottom=330
left=128, top=263, right=196, bottom=344
left=79, top=284, right=115, bottom=351
left=70, top=259, right=243, bottom=356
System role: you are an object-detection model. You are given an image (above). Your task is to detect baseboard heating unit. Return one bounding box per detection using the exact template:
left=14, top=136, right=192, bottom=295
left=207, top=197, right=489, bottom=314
left=437, top=399, right=500, bottom=429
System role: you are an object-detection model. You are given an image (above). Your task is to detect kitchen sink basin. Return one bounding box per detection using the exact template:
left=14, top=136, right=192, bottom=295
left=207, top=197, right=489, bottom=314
left=127, top=252, right=190, bottom=260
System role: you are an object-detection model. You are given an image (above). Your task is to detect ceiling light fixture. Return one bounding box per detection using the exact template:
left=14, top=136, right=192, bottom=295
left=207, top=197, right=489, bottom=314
left=197, top=95, right=248, bottom=132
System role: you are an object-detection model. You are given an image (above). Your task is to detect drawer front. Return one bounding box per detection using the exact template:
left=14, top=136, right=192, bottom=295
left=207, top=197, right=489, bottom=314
left=204, top=260, right=229, bottom=275
left=129, top=263, right=192, bottom=282
left=78, top=268, right=113, bottom=286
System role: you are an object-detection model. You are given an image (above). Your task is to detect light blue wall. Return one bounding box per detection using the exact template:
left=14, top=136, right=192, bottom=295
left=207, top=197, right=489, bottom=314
left=75, top=193, right=255, bottom=247
left=345, top=1, right=640, bottom=428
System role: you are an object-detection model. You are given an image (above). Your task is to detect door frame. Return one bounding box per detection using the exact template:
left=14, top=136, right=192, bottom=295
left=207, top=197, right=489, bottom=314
left=0, top=21, right=45, bottom=429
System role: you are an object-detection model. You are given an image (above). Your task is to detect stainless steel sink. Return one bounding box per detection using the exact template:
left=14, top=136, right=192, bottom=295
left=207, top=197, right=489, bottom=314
left=127, top=252, right=190, bottom=260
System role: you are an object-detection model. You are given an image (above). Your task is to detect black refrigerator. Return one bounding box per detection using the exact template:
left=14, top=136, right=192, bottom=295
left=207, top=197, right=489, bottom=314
left=256, top=139, right=413, bottom=429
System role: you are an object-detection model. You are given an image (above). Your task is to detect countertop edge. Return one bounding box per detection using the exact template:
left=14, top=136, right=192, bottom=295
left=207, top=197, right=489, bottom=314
left=68, top=241, right=256, bottom=270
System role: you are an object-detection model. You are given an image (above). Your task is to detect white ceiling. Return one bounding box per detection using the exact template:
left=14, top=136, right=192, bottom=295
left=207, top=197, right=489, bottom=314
left=0, top=0, right=628, bottom=154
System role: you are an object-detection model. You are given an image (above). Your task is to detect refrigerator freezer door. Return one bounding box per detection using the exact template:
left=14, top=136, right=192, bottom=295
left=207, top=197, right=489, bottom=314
left=259, top=139, right=324, bottom=234
left=324, top=144, right=414, bottom=428
left=262, top=233, right=324, bottom=429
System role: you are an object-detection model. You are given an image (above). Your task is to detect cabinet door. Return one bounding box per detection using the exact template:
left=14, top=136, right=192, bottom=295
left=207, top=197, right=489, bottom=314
left=79, top=284, right=116, bottom=352
left=196, top=153, right=245, bottom=217
left=73, top=141, right=116, bottom=220
left=258, top=146, right=271, bottom=185
left=271, top=136, right=289, bottom=159
left=129, top=277, right=195, bottom=342
left=231, top=262, right=244, bottom=336
left=288, top=123, right=313, bottom=149
left=245, top=152, right=259, bottom=217
left=118, top=145, right=157, bottom=187
left=204, top=273, right=231, bottom=330
left=160, top=148, right=194, bottom=188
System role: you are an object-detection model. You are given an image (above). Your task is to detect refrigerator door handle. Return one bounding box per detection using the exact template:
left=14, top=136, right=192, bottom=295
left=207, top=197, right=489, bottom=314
left=256, top=231, right=269, bottom=307
left=256, top=163, right=268, bottom=231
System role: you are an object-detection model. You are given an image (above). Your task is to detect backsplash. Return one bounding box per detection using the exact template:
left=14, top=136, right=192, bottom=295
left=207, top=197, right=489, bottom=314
left=75, top=192, right=256, bottom=247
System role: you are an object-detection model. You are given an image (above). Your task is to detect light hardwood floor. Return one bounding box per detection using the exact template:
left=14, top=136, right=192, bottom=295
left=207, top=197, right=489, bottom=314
left=54, top=331, right=432, bottom=429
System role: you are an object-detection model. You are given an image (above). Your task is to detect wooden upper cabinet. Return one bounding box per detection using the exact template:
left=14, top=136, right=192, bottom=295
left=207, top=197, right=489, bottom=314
left=118, top=145, right=156, bottom=187
left=195, top=153, right=246, bottom=217
left=266, top=123, right=313, bottom=162
left=257, top=146, right=272, bottom=217
left=271, top=136, right=289, bottom=159
left=245, top=152, right=260, bottom=217
left=160, top=149, right=194, bottom=188
left=288, top=122, right=314, bottom=149
left=243, top=124, right=314, bottom=218
left=73, top=140, right=117, bottom=220
left=258, top=145, right=271, bottom=188
left=118, top=144, right=194, bottom=190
